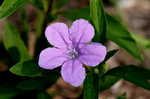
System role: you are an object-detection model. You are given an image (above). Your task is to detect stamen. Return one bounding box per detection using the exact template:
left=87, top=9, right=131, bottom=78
left=67, top=48, right=79, bottom=59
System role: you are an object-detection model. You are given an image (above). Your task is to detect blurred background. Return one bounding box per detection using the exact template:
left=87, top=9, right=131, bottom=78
left=0, top=0, right=150, bottom=99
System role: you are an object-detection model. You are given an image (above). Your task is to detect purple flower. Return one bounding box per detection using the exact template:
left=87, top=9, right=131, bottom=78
left=38, top=19, right=106, bottom=87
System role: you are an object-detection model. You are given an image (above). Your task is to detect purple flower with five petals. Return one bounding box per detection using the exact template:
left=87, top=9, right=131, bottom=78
left=38, top=19, right=106, bottom=87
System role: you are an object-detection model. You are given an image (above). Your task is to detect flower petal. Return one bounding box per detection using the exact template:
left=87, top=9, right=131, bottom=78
left=61, top=59, right=86, bottom=87
left=69, top=19, right=94, bottom=44
left=38, top=48, right=68, bottom=69
left=79, top=43, right=106, bottom=66
left=45, top=23, right=71, bottom=48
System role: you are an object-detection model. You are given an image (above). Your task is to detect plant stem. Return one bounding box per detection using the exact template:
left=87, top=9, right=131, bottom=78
left=83, top=70, right=99, bottom=99
left=83, top=0, right=107, bottom=99
left=42, top=0, right=53, bottom=33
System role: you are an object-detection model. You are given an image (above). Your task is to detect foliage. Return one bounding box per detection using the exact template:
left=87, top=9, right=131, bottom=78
left=0, top=0, right=150, bottom=99
left=0, top=0, right=29, bottom=19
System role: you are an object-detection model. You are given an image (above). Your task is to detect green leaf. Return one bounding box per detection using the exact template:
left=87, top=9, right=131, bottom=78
left=103, top=49, right=118, bottom=62
left=106, top=14, right=143, bottom=61
left=10, top=59, right=42, bottom=77
left=99, top=75, right=120, bottom=92
left=58, top=7, right=90, bottom=21
left=37, top=92, right=52, bottom=99
left=3, top=21, right=31, bottom=63
left=90, top=0, right=106, bottom=43
left=17, top=70, right=59, bottom=90
left=3, top=22, right=42, bottom=77
left=84, top=71, right=99, bottom=99
left=0, top=0, right=29, bottom=19
left=30, top=0, right=44, bottom=10
left=103, top=65, right=150, bottom=90
left=131, top=33, right=150, bottom=49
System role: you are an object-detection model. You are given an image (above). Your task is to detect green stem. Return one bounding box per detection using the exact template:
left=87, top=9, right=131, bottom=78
left=83, top=0, right=107, bottom=99
left=83, top=70, right=99, bottom=99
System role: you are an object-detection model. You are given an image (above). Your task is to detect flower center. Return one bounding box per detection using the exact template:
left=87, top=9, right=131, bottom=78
left=67, top=48, right=79, bottom=59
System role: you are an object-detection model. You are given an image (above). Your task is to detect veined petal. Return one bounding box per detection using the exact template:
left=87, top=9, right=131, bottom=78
left=45, top=23, right=71, bottom=48
left=38, top=48, right=68, bottom=69
left=79, top=43, right=106, bottom=66
left=69, top=19, right=94, bottom=44
left=61, top=59, right=86, bottom=87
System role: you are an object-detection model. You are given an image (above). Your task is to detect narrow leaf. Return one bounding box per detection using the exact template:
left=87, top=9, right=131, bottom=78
left=106, top=14, right=143, bottom=61
left=17, top=70, right=59, bottom=90
left=0, top=0, right=29, bottom=19
left=30, top=0, right=44, bottom=10
left=103, top=49, right=118, bottom=62
left=90, top=0, right=106, bottom=43
left=99, top=75, right=120, bottom=92
left=3, top=22, right=31, bottom=63
left=10, top=59, right=42, bottom=77
left=131, top=33, right=150, bottom=49
left=103, top=65, right=150, bottom=90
